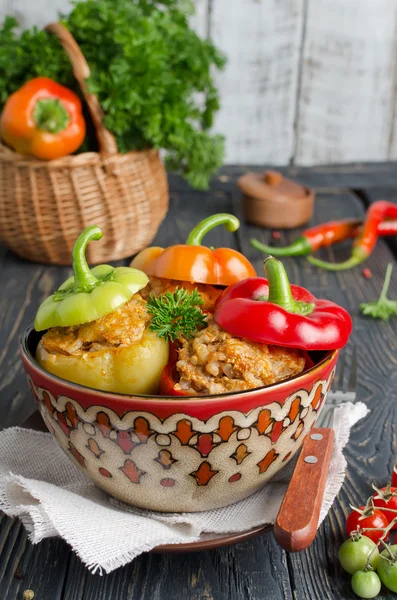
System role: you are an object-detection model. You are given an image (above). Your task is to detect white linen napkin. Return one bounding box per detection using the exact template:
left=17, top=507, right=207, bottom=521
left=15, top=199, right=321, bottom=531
left=0, top=402, right=368, bottom=575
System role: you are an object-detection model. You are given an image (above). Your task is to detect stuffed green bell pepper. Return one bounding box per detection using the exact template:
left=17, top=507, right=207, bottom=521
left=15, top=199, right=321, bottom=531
left=35, top=226, right=169, bottom=394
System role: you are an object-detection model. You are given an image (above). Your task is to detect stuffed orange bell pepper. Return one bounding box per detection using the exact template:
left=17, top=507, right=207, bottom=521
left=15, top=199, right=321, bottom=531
left=0, top=77, right=86, bottom=160
left=131, top=213, right=256, bottom=286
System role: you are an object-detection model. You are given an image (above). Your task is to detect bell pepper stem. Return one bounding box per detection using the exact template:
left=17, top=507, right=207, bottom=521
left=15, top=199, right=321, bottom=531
left=307, top=246, right=368, bottom=271
left=72, top=226, right=103, bottom=292
left=264, top=257, right=315, bottom=316
left=33, top=98, right=70, bottom=134
left=186, top=214, right=240, bottom=245
left=251, top=236, right=312, bottom=257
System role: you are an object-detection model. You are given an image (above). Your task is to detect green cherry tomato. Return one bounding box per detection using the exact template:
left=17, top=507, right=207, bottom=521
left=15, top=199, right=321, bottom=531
left=351, top=570, right=381, bottom=599
left=377, top=545, right=397, bottom=592
left=339, top=537, right=379, bottom=575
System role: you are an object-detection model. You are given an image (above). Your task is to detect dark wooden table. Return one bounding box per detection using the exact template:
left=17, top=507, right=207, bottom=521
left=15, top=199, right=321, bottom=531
left=1, top=163, right=397, bottom=600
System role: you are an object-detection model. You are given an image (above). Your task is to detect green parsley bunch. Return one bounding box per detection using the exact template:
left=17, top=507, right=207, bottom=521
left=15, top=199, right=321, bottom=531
left=0, top=0, right=226, bottom=188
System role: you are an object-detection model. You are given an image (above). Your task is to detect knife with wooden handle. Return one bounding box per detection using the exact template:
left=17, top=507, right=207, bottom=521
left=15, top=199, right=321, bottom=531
left=274, top=428, right=335, bottom=553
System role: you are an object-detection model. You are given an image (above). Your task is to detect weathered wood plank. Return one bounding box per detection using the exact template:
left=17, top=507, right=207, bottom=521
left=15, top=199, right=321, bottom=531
left=210, top=0, right=304, bottom=164
left=0, top=0, right=209, bottom=34
left=388, top=79, right=397, bottom=159
left=0, top=0, right=72, bottom=28
left=0, top=514, right=71, bottom=600
left=190, top=0, right=209, bottom=39
left=295, top=0, right=397, bottom=165
left=61, top=532, right=292, bottom=600
left=235, top=187, right=397, bottom=600
left=168, top=162, right=397, bottom=195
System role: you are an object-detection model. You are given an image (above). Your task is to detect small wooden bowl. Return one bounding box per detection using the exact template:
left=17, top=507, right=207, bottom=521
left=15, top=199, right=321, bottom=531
left=239, top=170, right=315, bottom=229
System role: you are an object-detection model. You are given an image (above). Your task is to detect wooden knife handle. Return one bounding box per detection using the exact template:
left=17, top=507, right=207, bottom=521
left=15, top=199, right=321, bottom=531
left=274, top=428, right=335, bottom=553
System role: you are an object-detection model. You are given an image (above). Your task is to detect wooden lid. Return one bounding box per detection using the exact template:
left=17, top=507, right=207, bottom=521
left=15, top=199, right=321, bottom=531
left=238, top=170, right=315, bottom=229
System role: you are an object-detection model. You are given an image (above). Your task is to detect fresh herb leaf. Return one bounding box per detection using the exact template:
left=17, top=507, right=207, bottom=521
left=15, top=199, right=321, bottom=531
left=147, top=288, right=207, bottom=341
left=0, top=1, right=226, bottom=189
left=360, top=263, right=397, bottom=320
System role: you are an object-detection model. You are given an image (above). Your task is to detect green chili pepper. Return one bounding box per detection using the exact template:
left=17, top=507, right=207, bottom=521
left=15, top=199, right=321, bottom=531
left=34, top=226, right=149, bottom=331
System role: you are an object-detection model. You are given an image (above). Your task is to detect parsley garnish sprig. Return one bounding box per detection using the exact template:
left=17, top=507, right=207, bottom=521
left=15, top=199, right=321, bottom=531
left=360, top=263, right=397, bottom=320
left=147, top=288, right=207, bottom=342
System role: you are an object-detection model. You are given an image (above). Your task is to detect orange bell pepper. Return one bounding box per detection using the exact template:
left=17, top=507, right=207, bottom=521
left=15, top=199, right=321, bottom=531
left=131, top=214, right=256, bottom=286
left=0, top=77, right=86, bottom=160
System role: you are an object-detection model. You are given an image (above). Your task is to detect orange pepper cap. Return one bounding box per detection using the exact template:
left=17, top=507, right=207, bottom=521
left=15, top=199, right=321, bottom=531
left=130, top=214, right=256, bottom=285
left=133, top=245, right=255, bottom=285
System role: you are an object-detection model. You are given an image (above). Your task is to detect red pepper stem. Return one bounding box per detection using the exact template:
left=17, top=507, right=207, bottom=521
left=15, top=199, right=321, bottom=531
left=186, top=213, right=240, bottom=246
left=72, top=226, right=103, bottom=292
left=264, top=257, right=315, bottom=316
left=307, top=246, right=368, bottom=271
left=251, top=236, right=312, bottom=257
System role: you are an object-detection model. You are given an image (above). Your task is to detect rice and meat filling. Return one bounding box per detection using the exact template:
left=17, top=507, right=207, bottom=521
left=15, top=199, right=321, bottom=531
left=40, top=295, right=149, bottom=355
left=41, top=293, right=305, bottom=394
left=176, top=317, right=306, bottom=395
left=140, top=276, right=222, bottom=311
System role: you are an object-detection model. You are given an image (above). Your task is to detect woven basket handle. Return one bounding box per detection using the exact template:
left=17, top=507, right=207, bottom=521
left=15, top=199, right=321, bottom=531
left=45, top=22, right=118, bottom=155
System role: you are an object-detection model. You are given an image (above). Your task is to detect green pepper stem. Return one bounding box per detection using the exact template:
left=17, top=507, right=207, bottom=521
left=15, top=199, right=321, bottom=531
left=251, top=236, right=312, bottom=257
left=264, top=257, right=315, bottom=316
left=186, top=214, right=240, bottom=245
left=33, top=98, right=70, bottom=134
left=307, top=246, right=368, bottom=271
left=72, top=226, right=103, bottom=292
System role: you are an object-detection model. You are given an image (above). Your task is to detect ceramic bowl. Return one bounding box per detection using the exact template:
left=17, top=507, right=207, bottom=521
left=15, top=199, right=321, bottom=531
left=21, top=326, right=339, bottom=512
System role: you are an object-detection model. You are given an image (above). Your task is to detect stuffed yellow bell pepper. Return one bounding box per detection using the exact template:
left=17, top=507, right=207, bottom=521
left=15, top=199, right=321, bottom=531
left=35, top=226, right=169, bottom=394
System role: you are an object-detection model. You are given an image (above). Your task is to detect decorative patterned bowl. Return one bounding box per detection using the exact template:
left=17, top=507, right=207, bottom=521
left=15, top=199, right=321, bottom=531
left=21, top=326, right=338, bottom=513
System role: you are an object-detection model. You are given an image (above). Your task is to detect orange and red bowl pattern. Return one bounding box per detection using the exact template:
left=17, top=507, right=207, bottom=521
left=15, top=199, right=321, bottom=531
left=21, top=327, right=338, bottom=512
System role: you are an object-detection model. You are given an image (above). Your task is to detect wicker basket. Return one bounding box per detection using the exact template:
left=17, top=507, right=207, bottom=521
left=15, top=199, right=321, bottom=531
left=0, top=23, right=169, bottom=265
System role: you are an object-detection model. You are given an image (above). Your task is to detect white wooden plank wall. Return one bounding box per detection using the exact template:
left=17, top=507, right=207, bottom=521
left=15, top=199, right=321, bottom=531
left=190, top=0, right=208, bottom=38
left=2, top=0, right=397, bottom=166
left=210, top=0, right=304, bottom=165
left=295, top=0, right=397, bottom=165
left=0, top=0, right=73, bottom=29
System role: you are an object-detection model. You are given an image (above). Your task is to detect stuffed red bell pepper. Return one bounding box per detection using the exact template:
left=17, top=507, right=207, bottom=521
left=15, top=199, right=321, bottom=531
left=213, top=257, right=352, bottom=351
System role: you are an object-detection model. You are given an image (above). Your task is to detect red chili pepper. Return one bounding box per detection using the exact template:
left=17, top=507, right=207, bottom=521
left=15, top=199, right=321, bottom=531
left=377, top=221, right=397, bottom=236
left=251, top=218, right=397, bottom=258
left=159, top=343, right=190, bottom=396
left=214, top=257, right=352, bottom=350
left=307, top=201, right=397, bottom=271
